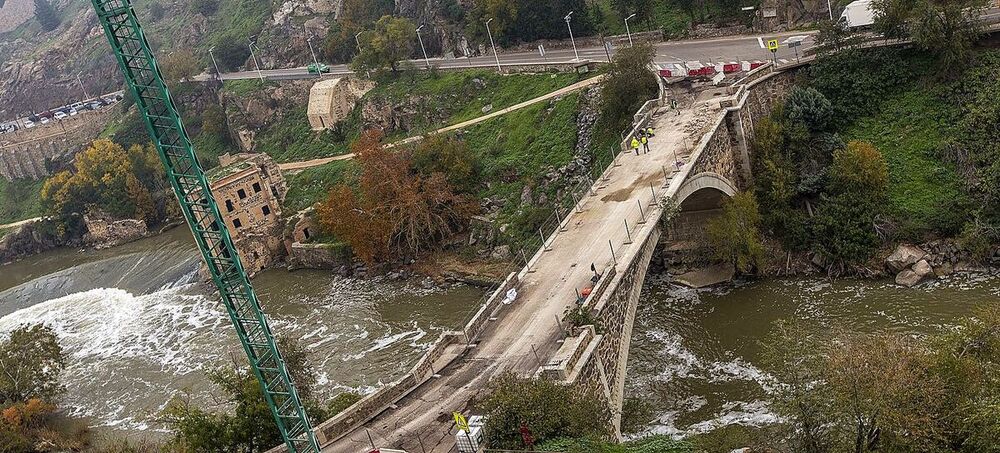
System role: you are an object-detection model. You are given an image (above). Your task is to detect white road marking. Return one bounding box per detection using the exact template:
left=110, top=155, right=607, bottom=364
left=757, top=37, right=765, bottom=48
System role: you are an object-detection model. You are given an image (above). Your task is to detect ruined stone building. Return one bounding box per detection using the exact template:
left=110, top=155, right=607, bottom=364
left=207, top=153, right=288, bottom=275
left=307, top=77, right=375, bottom=131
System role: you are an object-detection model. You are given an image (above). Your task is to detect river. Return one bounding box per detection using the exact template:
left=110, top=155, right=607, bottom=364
left=626, top=271, right=1000, bottom=437
left=0, top=227, right=484, bottom=435
left=2, top=227, right=998, bottom=440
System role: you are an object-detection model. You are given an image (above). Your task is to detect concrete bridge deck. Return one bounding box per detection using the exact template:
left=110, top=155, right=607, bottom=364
left=321, top=92, right=728, bottom=453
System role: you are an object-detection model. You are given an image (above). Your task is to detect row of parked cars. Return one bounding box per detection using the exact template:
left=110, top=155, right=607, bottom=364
left=11, top=93, right=123, bottom=132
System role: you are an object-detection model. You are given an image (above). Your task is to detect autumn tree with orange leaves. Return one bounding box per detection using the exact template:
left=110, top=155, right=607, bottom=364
left=317, top=131, right=479, bottom=264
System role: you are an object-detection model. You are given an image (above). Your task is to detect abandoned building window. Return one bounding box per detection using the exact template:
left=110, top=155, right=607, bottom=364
left=233, top=218, right=243, bottom=229
left=262, top=205, right=271, bottom=216
left=238, top=189, right=247, bottom=199
left=303, top=228, right=311, bottom=240
left=225, top=200, right=234, bottom=212
left=252, top=251, right=259, bottom=260
left=253, top=182, right=262, bottom=193
left=271, top=186, right=278, bottom=198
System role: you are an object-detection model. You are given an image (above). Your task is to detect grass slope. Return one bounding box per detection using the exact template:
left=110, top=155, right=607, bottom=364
left=283, top=159, right=356, bottom=213
left=0, top=178, right=44, bottom=225
left=845, top=82, right=972, bottom=239
left=463, top=93, right=582, bottom=246
left=367, top=70, right=587, bottom=138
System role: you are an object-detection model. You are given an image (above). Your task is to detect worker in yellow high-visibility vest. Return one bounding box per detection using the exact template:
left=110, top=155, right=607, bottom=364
left=640, top=133, right=650, bottom=154
left=631, top=136, right=641, bottom=155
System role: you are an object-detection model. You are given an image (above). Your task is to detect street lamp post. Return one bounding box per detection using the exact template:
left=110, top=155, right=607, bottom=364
left=416, top=24, right=431, bottom=69
left=208, top=47, right=222, bottom=79
left=827, top=0, right=834, bottom=20
left=485, top=18, right=501, bottom=72
left=304, top=25, right=320, bottom=75
left=247, top=36, right=264, bottom=82
left=76, top=72, right=90, bottom=101
left=625, top=13, right=637, bottom=47
left=565, top=11, right=579, bottom=61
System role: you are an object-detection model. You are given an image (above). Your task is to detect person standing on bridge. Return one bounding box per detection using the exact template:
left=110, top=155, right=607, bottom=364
left=646, top=126, right=655, bottom=137
left=640, top=133, right=650, bottom=154
left=631, top=136, right=641, bottom=156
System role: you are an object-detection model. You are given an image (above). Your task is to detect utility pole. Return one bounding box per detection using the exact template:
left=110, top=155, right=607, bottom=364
left=625, top=13, right=637, bottom=47
left=247, top=36, right=264, bottom=82
left=76, top=72, right=90, bottom=101
left=827, top=0, right=834, bottom=20
left=486, top=18, right=501, bottom=72
left=565, top=11, right=579, bottom=61
left=208, top=47, right=221, bottom=79
left=304, top=24, right=320, bottom=75
left=416, top=24, right=431, bottom=69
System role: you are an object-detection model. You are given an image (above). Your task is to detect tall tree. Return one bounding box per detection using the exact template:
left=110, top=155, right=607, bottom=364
left=707, top=191, right=766, bottom=274
left=33, top=0, right=61, bottom=32
left=597, top=42, right=657, bottom=135
left=351, top=15, right=417, bottom=72
left=317, top=130, right=478, bottom=264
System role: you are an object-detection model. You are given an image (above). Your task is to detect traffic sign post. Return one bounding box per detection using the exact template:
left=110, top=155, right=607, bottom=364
left=766, top=39, right=779, bottom=65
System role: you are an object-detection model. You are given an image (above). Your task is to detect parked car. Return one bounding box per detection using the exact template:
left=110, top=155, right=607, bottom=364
left=54, top=111, right=68, bottom=120
left=40, top=117, right=50, bottom=125
left=24, top=120, right=35, bottom=129
left=69, top=108, right=78, bottom=116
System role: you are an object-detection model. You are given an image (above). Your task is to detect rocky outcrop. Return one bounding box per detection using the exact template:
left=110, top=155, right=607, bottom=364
left=287, top=242, right=352, bottom=270
left=887, top=240, right=988, bottom=287
left=895, top=259, right=934, bottom=287
left=886, top=244, right=927, bottom=273
left=0, top=221, right=61, bottom=264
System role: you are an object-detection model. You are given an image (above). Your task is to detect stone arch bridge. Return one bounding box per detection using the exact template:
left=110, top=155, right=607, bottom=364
left=271, top=62, right=804, bottom=453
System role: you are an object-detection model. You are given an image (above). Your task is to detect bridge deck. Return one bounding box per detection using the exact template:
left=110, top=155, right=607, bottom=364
left=322, top=94, right=727, bottom=453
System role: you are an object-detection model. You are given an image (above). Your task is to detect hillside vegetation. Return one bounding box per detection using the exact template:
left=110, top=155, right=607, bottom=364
left=744, top=46, right=1000, bottom=272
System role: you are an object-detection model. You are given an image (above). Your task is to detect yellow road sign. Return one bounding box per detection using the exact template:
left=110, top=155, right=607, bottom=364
left=453, top=411, right=470, bottom=432
left=767, top=39, right=779, bottom=52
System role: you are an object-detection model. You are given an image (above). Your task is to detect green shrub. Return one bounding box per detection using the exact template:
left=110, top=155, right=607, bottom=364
left=479, top=374, right=611, bottom=449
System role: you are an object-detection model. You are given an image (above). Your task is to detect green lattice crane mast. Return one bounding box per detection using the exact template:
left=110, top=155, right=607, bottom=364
left=88, top=0, right=320, bottom=451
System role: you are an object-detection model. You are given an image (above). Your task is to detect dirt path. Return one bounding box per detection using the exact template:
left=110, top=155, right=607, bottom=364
left=0, top=217, right=41, bottom=231
left=277, top=76, right=604, bottom=172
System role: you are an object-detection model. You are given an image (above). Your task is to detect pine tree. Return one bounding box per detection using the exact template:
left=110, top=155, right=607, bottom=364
left=34, top=0, right=61, bottom=32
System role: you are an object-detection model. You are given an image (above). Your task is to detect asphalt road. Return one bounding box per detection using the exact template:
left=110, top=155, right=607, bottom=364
left=199, top=31, right=819, bottom=82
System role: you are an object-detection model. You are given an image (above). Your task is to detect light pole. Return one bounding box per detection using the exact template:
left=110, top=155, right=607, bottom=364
left=304, top=25, right=320, bottom=74
left=416, top=24, right=430, bottom=69
left=208, top=47, right=221, bottom=79
left=565, top=11, right=579, bottom=61
left=485, top=18, right=501, bottom=72
left=827, top=0, right=834, bottom=20
left=354, top=31, right=364, bottom=52
left=625, top=13, right=637, bottom=47
left=76, top=72, right=90, bottom=101
left=247, top=36, right=264, bottom=82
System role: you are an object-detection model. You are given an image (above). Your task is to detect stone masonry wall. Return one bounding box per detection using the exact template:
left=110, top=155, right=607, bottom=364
left=0, top=106, right=119, bottom=181
left=586, top=226, right=662, bottom=437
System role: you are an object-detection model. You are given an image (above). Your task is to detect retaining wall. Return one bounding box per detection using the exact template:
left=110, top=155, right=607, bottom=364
left=0, top=106, right=118, bottom=181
